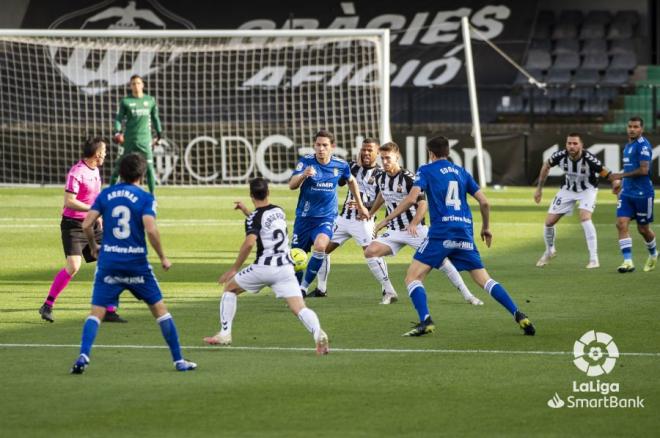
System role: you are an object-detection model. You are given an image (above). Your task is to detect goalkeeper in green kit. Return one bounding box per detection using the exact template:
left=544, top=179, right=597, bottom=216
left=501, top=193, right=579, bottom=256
left=110, top=74, right=162, bottom=193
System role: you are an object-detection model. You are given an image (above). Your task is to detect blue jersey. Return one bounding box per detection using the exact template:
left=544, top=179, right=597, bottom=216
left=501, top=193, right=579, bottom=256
left=413, top=159, right=480, bottom=241
left=292, top=154, right=351, bottom=218
left=622, top=136, right=654, bottom=198
left=91, top=183, right=156, bottom=270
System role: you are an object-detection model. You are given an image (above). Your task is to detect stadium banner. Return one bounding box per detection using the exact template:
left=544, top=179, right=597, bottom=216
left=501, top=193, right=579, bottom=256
left=393, top=131, right=527, bottom=185
left=396, top=131, right=660, bottom=186
left=19, top=0, right=537, bottom=87
left=526, top=133, right=660, bottom=186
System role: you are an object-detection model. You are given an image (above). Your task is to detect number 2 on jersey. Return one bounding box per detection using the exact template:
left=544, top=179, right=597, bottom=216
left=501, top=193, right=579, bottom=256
left=445, top=180, right=461, bottom=210
left=272, top=229, right=285, bottom=252
left=112, top=205, right=131, bottom=239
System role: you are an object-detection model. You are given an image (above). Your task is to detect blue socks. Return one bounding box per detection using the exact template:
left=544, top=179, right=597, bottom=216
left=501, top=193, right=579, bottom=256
left=619, top=238, right=633, bottom=261
left=79, top=315, right=100, bottom=358
left=484, top=279, right=517, bottom=315
left=302, top=251, right=325, bottom=290
left=157, top=313, right=182, bottom=362
left=407, top=280, right=430, bottom=322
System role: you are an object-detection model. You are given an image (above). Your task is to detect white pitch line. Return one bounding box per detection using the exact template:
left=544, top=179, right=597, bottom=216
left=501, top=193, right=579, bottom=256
left=0, top=343, right=659, bottom=357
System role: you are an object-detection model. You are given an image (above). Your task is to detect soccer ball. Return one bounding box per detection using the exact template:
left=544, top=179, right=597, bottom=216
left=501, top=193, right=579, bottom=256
left=290, top=248, right=308, bottom=272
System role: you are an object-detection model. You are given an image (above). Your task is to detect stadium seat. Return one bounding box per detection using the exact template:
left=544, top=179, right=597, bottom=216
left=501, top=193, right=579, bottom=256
left=607, top=22, right=634, bottom=40
left=582, top=53, right=609, bottom=70
left=581, top=39, right=607, bottom=55
left=582, top=97, right=610, bottom=114
left=558, top=10, right=583, bottom=24
left=553, top=39, right=579, bottom=55
left=553, top=97, right=581, bottom=114
left=553, top=53, right=580, bottom=70
left=584, top=10, right=611, bottom=25
left=579, top=22, right=606, bottom=40
left=610, top=52, right=637, bottom=70
left=608, top=39, right=634, bottom=55
left=596, top=86, right=620, bottom=101
left=524, top=49, right=552, bottom=70
left=601, top=69, right=630, bottom=85
left=552, top=11, right=582, bottom=39
left=545, top=67, right=572, bottom=85
left=496, top=95, right=524, bottom=114
left=613, top=10, right=639, bottom=25
left=546, top=86, right=570, bottom=99
left=531, top=39, right=552, bottom=51
left=552, top=23, right=579, bottom=40
left=573, top=69, right=600, bottom=85
left=525, top=96, right=552, bottom=114
left=514, top=69, right=544, bottom=86
left=570, top=86, right=595, bottom=100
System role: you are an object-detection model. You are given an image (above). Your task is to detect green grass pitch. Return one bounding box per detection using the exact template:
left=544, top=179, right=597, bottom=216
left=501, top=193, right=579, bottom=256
left=0, top=186, right=658, bottom=437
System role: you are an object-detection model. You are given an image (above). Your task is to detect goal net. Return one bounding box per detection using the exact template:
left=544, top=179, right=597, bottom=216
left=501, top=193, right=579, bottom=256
left=0, top=29, right=390, bottom=185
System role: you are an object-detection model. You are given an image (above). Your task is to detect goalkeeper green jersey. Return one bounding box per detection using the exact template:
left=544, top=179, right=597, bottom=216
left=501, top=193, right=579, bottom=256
left=113, top=94, right=162, bottom=151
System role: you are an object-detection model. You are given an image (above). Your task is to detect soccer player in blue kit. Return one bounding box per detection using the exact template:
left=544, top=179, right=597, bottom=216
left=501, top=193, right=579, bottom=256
left=70, top=153, right=196, bottom=374
left=289, top=129, right=370, bottom=297
left=608, top=116, right=657, bottom=273
left=375, top=136, right=536, bottom=337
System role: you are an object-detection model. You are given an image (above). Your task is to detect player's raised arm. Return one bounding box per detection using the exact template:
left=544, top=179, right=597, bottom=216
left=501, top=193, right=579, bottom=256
left=289, top=162, right=315, bottom=190
left=375, top=186, right=421, bottom=232
left=472, top=190, right=492, bottom=247
left=143, top=215, right=171, bottom=271
left=534, top=161, right=552, bottom=204
left=233, top=201, right=251, bottom=217
left=219, top=234, right=257, bottom=284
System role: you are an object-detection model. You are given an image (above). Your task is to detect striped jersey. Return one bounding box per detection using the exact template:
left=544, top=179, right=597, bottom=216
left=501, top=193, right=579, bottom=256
left=377, top=169, right=426, bottom=231
left=548, top=149, right=605, bottom=192
left=245, top=205, right=294, bottom=267
left=339, top=161, right=383, bottom=220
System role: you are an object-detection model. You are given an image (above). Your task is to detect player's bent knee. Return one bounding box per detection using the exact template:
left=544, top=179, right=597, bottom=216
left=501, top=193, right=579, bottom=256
left=148, top=300, right=169, bottom=319
left=286, top=296, right=306, bottom=315
left=364, top=243, right=388, bottom=258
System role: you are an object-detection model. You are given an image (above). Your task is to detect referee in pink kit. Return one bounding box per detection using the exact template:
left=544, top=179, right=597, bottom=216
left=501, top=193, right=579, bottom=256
left=39, top=137, right=126, bottom=323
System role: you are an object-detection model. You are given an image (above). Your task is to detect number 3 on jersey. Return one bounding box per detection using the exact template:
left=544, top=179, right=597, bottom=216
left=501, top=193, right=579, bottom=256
left=445, top=180, right=461, bottom=210
left=112, top=205, right=131, bottom=239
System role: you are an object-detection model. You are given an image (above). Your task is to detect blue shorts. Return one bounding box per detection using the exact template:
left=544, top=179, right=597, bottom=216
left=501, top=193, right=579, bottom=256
left=91, top=266, right=163, bottom=308
left=413, top=237, right=484, bottom=272
left=292, top=216, right=335, bottom=252
left=617, top=194, right=654, bottom=224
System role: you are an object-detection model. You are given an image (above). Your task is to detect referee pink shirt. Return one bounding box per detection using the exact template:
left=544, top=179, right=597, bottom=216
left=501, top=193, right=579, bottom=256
left=62, top=160, right=102, bottom=220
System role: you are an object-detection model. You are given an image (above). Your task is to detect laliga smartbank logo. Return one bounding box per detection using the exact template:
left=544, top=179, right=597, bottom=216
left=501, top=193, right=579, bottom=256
left=573, top=329, right=619, bottom=376
left=547, top=330, right=645, bottom=409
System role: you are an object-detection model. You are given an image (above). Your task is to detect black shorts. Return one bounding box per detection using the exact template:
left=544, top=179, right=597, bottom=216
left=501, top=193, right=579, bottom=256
left=61, top=216, right=102, bottom=263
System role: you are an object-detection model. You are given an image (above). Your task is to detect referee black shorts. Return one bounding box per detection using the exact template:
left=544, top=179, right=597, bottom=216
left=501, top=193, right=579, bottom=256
left=60, top=216, right=102, bottom=263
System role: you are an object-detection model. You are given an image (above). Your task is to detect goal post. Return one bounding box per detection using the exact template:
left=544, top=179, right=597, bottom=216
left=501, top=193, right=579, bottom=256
left=0, top=29, right=390, bottom=185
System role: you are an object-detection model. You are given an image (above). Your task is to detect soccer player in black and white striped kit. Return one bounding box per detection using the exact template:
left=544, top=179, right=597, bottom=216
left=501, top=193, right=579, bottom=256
left=534, top=133, right=612, bottom=268
left=365, top=142, right=482, bottom=305
left=309, top=138, right=388, bottom=297
left=204, top=178, right=329, bottom=355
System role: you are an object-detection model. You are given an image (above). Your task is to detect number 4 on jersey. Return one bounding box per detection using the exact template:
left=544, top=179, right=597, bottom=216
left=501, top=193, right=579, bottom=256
left=445, top=180, right=461, bottom=210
